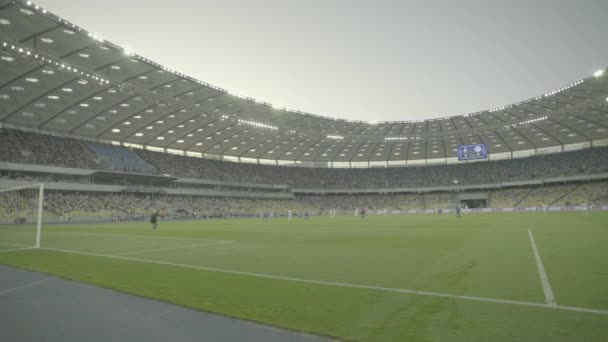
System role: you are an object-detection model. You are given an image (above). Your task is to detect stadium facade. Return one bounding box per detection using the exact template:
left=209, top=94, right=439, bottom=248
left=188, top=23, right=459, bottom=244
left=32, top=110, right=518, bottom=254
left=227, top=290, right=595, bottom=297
left=1, top=0, right=608, bottom=170
left=1, top=0, right=608, bottom=222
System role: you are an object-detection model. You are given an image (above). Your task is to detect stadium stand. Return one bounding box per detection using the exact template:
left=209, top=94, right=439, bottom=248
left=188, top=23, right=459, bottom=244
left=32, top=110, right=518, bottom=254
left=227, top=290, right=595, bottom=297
left=552, top=182, right=608, bottom=206
left=134, top=145, right=608, bottom=188
left=38, top=192, right=302, bottom=219
left=488, top=188, right=529, bottom=208
left=517, top=184, right=578, bottom=208
left=87, top=143, right=154, bottom=173
left=2, top=128, right=608, bottom=221
left=0, top=129, right=97, bottom=169
left=4, top=181, right=607, bottom=223
left=423, top=193, right=453, bottom=210
left=3, top=129, right=608, bottom=189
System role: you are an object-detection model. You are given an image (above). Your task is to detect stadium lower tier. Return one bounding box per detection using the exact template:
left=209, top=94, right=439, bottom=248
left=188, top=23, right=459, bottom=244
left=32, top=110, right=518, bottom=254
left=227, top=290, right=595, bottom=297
left=1, top=181, right=607, bottom=223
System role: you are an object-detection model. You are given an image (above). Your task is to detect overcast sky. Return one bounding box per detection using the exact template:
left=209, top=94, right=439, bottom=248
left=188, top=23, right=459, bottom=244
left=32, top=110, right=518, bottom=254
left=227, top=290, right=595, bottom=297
left=35, top=0, right=608, bottom=121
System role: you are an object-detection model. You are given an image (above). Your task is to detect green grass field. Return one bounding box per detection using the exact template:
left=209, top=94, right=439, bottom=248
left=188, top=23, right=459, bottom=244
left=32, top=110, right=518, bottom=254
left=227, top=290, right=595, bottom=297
left=1, top=212, right=607, bottom=341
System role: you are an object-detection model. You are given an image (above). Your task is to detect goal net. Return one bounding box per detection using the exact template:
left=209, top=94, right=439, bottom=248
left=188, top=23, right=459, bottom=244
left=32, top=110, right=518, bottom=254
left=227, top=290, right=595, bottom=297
left=0, top=183, right=43, bottom=250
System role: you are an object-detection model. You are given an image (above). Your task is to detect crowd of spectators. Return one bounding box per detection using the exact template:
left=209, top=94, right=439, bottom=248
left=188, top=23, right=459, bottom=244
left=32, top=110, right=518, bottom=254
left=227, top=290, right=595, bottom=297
left=137, top=146, right=608, bottom=189
left=41, top=192, right=301, bottom=219
left=0, top=189, right=38, bottom=221
left=0, top=129, right=97, bottom=169
left=1, top=129, right=608, bottom=190
left=87, top=143, right=155, bottom=174
left=553, top=182, right=608, bottom=207
left=296, top=193, right=426, bottom=211
left=489, top=188, right=529, bottom=208
left=2, top=181, right=608, bottom=222
left=518, top=184, right=578, bottom=208
left=0, top=129, right=23, bottom=162
left=0, top=174, right=90, bottom=184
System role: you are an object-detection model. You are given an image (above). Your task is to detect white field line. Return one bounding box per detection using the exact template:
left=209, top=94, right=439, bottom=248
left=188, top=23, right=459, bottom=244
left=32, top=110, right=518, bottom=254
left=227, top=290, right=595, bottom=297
left=39, top=246, right=608, bottom=315
left=45, top=231, right=231, bottom=244
left=0, top=276, right=54, bottom=296
left=0, top=243, right=35, bottom=248
left=113, top=240, right=235, bottom=256
left=0, top=247, right=36, bottom=253
left=528, top=229, right=557, bottom=307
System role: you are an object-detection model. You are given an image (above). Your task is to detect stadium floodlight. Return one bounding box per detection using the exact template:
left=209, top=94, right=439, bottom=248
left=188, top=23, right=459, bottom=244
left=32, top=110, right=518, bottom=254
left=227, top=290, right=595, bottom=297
left=594, top=69, right=605, bottom=77
left=123, top=47, right=134, bottom=56
left=0, top=183, right=44, bottom=249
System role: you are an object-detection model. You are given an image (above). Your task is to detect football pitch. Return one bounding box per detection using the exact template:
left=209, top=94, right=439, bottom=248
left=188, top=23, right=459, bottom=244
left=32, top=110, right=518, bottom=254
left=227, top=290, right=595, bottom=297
left=1, top=212, right=607, bottom=341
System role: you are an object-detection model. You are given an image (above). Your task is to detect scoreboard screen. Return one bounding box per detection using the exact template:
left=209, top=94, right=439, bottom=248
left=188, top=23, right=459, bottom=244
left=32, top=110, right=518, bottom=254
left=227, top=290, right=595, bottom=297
left=457, top=143, right=488, bottom=161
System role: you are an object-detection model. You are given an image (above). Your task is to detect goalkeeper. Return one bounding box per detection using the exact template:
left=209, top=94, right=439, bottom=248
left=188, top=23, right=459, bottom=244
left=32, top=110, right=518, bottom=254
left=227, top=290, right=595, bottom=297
left=151, top=210, right=160, bottom=231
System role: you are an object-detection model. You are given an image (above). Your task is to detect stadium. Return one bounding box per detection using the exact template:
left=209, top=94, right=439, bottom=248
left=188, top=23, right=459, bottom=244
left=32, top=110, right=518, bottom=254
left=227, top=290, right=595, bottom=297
left=1, top=0, right=608, bottom=341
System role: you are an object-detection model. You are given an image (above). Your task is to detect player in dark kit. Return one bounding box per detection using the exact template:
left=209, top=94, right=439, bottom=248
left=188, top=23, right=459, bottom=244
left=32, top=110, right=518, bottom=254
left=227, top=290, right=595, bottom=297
left=151, top=210, right=160, bottom=231
left=455, top=204, right=461, bottom=219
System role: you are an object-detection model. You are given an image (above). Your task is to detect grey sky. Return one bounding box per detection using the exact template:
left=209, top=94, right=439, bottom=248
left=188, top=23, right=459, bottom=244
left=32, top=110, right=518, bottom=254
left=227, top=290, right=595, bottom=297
left=35, top=0, right=608, bottom=121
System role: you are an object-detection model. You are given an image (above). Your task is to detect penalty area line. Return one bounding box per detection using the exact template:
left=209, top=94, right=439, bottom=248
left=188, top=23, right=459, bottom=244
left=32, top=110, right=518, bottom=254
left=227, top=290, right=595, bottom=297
left=528, top=229, right=557, bottom=307
left=38, top=246, right=608, bottom=316
left=113, top=240, right=235, bottom=256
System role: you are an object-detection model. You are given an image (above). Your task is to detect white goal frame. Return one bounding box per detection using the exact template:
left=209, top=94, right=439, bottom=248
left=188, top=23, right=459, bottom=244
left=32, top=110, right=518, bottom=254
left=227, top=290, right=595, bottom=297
left=0, top=183, right=44, bottom=248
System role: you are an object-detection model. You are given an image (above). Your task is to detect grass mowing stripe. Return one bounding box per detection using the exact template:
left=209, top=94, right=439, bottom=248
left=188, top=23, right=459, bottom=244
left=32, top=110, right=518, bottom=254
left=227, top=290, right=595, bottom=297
left=39, top=246, right=608, bottom=315
left=0, top=276, right=54, bottom=296
left=528, top=229, right=557, bottom=306
left=112, top=240, right=234, bottom=256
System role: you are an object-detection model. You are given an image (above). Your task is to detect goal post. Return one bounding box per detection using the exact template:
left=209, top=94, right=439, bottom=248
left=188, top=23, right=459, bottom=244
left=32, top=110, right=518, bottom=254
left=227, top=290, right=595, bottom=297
left=36, top=183, right=44, bottom=248
left=0, top=183, right=44, bottom=250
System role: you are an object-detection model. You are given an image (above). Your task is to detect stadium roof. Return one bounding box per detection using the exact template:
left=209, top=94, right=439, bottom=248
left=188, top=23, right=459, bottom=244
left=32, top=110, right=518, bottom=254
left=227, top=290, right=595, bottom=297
left=1, top=0, right=608, bottom=167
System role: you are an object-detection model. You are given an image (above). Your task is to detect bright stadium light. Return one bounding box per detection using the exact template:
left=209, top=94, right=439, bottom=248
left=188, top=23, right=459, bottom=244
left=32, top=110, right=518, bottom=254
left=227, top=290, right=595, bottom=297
left=594, top=69, right=605, bottom=77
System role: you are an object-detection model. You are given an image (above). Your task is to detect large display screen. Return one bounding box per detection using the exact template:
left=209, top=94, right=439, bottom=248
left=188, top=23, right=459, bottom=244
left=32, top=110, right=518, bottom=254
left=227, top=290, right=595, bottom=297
left=457, top=143, right=488, bottom=161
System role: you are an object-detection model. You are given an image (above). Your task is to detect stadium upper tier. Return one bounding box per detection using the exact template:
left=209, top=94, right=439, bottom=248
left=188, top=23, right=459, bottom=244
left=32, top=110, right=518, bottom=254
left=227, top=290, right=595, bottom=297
left=2, top=128, right=608, bottom=189
left=1, top=0, right=608, bottom=167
